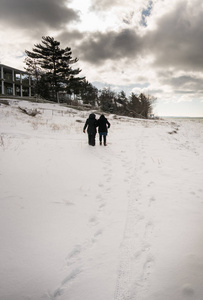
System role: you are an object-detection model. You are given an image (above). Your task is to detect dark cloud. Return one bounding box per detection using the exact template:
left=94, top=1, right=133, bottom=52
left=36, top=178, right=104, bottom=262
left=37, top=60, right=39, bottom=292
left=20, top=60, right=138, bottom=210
left=56, top=30, right=85, bottom=58
left=57, top=30, right=84, bottom=46
left=0, top=0, right=80, bottom=30
left=79, top=29, right=143, bottom=64
left=147, top=0, right=203, bottom=71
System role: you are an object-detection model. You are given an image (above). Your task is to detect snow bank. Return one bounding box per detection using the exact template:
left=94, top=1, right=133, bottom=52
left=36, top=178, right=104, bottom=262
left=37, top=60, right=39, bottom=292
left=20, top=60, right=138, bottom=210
left=0, top=100, right=203, bottom=300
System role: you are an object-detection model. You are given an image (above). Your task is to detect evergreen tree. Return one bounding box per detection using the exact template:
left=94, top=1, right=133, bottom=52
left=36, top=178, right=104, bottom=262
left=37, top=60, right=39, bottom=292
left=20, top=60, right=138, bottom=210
left=128, top=93, right=142, bottom=116
left=99, top=88, right=116, bottom=113
left=25, top=36, right=84, bottom=102
left=128, top=93, right=156, bottom=118
left=117, top=90, right=128, bottom=105
left=80, top=80, right=98, bottom=106
left=114, top=90, right=128, bottom=114
left=24, top=57, right=42, bottom=82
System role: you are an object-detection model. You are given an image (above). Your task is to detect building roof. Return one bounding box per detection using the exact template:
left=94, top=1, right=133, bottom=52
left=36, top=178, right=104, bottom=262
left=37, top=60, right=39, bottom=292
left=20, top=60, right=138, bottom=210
left=0, top=63, right=29, bottom=75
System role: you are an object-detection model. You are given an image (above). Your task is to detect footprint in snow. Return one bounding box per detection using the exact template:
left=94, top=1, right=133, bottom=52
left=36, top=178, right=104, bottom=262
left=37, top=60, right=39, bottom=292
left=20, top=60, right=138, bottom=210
left=99, top=203, right=106, bottom=211
left=142, top=256, right=155, bottom=281
left=144, top=221, right=154, bottom=239
left=61, top=268, right=81, bottom=286
left=48, top=268, right=82, bottom=299
left=94, top=229, right=103, bottom=237
left=106, top=176, right=111, bottom=182
left=66, top=245, right=82, bottom=266
left=148, top=196, right=156, bottom=207
left=182, top=284, right=195, bottom=297
left=89, top=215, right=98, bottom=226
left=96, top=194, right=103, bottom=201
left=106, top=187, right=111, bottom=193
left=92, top=229, right=103, bottom=244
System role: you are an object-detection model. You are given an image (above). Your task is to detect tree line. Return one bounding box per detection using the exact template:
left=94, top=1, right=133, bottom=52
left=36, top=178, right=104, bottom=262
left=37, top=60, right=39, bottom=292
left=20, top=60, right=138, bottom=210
left=25, top=36, right=156, bottom=118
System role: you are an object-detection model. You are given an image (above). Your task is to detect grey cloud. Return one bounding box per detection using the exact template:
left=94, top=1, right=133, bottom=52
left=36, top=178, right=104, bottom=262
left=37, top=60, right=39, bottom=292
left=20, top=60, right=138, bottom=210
left=90, top=0, right=121, bottom=11
left=157, top=69, right=203, bottom=95
left=168, top=76, right=203, bottom=93
left=0, top=0, right=80, bottom=30
left=167, top=76, right=202, bottom=88
left=147, top=0, right=203, bottom=71
left=79, top=29, right=143, bottom=64
left=174, top=90, right=196, bottom=94
left=57, top=30, right=85, bottom=47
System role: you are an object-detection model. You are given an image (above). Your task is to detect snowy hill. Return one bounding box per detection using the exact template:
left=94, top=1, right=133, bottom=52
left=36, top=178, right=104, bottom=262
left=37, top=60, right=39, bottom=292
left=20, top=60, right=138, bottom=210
left=0, top=99, right=203, bottom=300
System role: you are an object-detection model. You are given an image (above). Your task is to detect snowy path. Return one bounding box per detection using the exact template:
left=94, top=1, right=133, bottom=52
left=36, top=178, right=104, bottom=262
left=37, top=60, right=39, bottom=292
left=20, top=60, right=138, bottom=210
left=114, top=124, right=153, bottom=300
left=0, top=102, right=203, bottom=300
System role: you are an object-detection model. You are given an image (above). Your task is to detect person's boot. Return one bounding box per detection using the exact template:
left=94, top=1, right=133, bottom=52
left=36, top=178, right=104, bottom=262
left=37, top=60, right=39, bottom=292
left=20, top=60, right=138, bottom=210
left=100, top=141, right=102, bottom=145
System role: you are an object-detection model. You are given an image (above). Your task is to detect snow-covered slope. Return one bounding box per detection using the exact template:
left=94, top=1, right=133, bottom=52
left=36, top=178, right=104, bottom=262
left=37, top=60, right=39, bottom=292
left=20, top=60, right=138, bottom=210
left=0, top=100, right=203, bottom=300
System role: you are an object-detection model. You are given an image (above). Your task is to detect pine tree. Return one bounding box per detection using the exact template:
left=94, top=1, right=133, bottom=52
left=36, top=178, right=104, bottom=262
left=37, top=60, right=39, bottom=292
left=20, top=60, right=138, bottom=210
left=127, top=93, right=156, bottom=118
left=25, top=36, right=84, bottom=101
left=79, top=80, right=98, bottom=106
left=99, top=88, right=115, bottom=113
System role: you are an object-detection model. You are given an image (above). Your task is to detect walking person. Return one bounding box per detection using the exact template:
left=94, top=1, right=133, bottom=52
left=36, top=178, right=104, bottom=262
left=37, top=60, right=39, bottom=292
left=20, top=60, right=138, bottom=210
left=97, top=114, right=111, bottom=146
left=83, top=113, right=98, bottom=146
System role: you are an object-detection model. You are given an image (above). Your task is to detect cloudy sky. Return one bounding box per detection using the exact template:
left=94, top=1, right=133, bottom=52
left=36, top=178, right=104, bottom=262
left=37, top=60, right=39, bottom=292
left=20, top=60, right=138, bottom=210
left=1, top=0, right=203, bottom=116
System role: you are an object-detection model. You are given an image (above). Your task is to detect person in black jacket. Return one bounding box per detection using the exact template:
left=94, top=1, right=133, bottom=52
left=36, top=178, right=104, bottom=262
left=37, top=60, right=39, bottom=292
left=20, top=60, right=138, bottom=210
left=97, top=114, right=110, bottom=146
left=83, top=113, right=98, bottom=146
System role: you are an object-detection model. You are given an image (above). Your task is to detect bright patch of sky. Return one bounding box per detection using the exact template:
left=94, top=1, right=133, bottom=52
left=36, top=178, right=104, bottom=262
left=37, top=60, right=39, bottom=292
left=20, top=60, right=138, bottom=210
left=68, top=0, right=119, bottom=32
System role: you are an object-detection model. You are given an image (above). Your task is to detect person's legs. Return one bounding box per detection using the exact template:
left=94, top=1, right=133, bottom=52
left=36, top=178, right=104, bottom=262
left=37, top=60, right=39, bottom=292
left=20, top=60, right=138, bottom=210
left=90, top=133, right=96, bottom=146
left=88, top=134, right=91, bottom=145
left=99, top=134, right=102, bottom=145
left=103, top=135, right=107, bottom=146
left=99, top=132, right=107, bottom=145
left=92, top=134, right=96, bottom=146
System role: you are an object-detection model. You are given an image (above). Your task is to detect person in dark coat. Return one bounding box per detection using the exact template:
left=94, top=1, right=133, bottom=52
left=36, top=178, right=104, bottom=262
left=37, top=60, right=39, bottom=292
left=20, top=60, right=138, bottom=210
left=83, top=113, right=98, bottom=146
left=97, top=114, right=110, bottom=146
